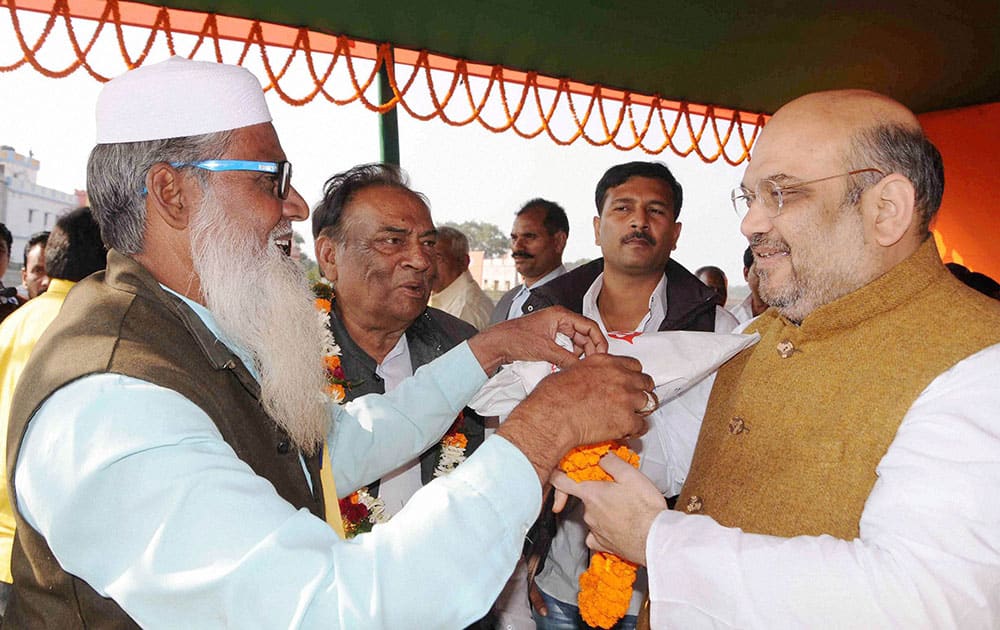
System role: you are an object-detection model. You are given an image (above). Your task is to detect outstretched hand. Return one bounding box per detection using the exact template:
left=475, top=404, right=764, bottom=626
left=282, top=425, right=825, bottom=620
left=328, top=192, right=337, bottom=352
left=496, top=353, right=654, bottom=486
left=467, top=306, right=607, bottom=373
left=550, top=453, right=667, bottom=566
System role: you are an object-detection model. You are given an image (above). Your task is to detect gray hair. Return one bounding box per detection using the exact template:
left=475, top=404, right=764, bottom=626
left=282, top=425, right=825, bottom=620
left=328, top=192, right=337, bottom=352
left=846, top=123, right=944, bottom=234
left=436, top=226, right=469, bottom=261
left=86, top=131, right=233, bottom=254
left=312, top=163, right=430, bottom=242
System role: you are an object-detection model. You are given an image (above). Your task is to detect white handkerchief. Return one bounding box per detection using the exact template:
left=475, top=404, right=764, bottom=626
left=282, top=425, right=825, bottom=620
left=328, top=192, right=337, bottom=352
left=468, top=330, right=759, bottom=416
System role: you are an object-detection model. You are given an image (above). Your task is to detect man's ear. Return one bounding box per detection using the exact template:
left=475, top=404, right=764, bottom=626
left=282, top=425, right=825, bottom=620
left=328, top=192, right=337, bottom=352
left=315, top=234, right=338, bottom=283
left=146, top=163, right=191, bottom=231
left=869, top=174, right=917, bottom=247
left=554, top=230, right=568, bottom=255
left=592, top=215, right=601, bottom=246
left=671, top=222, right=683, bottom=251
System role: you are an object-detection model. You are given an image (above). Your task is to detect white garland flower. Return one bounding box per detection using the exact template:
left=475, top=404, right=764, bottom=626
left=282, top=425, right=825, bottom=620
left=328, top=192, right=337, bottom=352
left=434, top=442, right=467, bottom=478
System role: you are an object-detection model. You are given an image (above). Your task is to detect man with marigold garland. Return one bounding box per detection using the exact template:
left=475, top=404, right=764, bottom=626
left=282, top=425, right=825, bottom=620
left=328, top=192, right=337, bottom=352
left=3, top=57, right=655, bottom=628
left=311, top=162, right=485, bottom=521
left=514, top=161, right=738, bottom=630
left=554, top=90, right=1000, bottom=627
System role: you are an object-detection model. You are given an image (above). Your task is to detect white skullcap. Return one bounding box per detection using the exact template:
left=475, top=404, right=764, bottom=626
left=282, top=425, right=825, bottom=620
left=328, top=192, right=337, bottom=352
left=96, top=56, right=272, bottom=144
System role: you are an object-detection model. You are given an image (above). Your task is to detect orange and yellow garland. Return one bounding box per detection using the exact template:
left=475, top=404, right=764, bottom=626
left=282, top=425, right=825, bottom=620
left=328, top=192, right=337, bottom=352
left=1, top=0, right=764, bottom=165
left=559, top=441, right=640, bottom=630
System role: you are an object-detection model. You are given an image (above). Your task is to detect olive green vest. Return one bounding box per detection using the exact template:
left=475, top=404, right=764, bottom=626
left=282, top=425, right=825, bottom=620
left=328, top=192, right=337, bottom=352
left=679, top=238, right=1000, bottom=539
left=4, top=250, right=324, bottom=628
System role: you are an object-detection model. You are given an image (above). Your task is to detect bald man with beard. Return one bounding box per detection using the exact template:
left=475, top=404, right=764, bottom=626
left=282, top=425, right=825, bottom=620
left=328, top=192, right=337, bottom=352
left=555, top=90, right=1000, bottom=627
left=3, top=57, right=654, bottom=628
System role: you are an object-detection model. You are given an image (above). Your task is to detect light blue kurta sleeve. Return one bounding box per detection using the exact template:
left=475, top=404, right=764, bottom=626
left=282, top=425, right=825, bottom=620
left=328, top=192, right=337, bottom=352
left=15, top=362, right=540, bottom=628
left=329, top=341, right=489, bottom=496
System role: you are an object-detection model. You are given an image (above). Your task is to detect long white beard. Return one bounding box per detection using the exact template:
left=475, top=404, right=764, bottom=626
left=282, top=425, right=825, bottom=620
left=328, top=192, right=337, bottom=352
left=189, top=194, right=329, bottom=455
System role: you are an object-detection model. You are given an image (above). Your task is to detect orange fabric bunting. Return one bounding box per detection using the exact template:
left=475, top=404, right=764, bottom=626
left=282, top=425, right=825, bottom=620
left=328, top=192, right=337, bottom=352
left=1, top=0, right=766, bottom=164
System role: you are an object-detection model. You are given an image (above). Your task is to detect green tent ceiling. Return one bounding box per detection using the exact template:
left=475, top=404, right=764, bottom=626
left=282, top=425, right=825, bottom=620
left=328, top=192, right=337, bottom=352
left=144, top=0, right=999, bottom=115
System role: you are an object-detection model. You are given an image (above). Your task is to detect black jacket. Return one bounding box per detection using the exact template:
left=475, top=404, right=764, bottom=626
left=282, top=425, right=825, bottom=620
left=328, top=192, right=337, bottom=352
left=521, top=257, right=719, bottom=332
left=328, top=304, right=486, bottom=490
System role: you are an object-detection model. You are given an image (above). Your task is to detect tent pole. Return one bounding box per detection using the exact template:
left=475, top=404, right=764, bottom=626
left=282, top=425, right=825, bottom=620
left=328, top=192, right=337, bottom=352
left=378, top=47, right=400, bottom=166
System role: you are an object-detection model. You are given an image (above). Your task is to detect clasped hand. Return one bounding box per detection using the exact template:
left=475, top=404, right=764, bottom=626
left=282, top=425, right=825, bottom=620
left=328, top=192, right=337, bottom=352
left=551, top=453, right=668, bottom=566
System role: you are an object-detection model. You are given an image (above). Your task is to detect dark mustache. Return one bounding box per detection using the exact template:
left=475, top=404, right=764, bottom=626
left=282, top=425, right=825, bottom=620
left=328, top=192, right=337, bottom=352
left=512, top=251, right=534, bottom=259
left=622, top=231, right=656, bottom=246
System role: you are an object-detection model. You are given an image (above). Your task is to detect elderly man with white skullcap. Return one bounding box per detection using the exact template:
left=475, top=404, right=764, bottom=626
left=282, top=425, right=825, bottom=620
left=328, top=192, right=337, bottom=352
left=4, top=57, right=654, bottom=628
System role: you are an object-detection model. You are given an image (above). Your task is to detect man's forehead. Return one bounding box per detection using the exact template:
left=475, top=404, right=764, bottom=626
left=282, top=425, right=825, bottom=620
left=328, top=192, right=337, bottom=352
left=743, top=117, right=848, bottom=184
left=606, top=176, right=673, bottom=203
left=348, top=186, right=432, bottom=228
left=744, top=89, right=917, bottom=184
left=513, top=209, right=546, bottom=231
left=226, top=122, right=285, bottom=160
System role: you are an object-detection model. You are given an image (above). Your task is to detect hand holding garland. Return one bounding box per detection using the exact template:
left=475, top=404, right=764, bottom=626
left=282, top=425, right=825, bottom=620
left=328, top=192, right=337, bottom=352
left=467, top=305, right=608, bottom=373
left=496, top=353, right=654, bottom=487
left=552, top=453, right=668, bottom=566
left=556, top=444, right=642, bottom=629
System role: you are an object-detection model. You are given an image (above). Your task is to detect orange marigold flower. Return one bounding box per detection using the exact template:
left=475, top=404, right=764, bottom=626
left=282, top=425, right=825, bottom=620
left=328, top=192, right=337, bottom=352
left=442, top=433, right=468, bottom=449
left=578, top=552, right=638, bottom=629
left=559, top=441, right=640, bottom=629
left=560, top=441, right=638, bottom=482
left=315, top=298, right=332, bottom=312
left=324, top=354, right=341, bottom=371
left=325, top=383, right=345, bottom=403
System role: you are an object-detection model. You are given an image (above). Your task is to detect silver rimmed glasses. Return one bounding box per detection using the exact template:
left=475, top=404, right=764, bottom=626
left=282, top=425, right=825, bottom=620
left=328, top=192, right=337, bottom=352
left=732, top=168, right=884, bottom=218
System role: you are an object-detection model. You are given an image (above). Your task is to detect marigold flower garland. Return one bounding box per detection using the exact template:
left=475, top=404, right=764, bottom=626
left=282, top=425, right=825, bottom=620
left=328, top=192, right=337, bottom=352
left=559, top=441, right=640, bottom=630
left=315, top=294, right=468, bottom=536
left=433, top=412, right=469, bottom=478
left=316, top=298, right=352, bottom=404
left=316, top=296, right=388, bottom=536
left=338, top=487, right=387, bottom=538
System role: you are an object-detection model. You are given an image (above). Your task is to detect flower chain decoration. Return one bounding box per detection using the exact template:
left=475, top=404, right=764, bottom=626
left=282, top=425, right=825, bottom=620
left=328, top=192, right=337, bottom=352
left=337, top=487, right=386, bottom=538
left=559, top=441, right=640, bottom=629
left=433, top=412, right=469, bottom=478
left=315, top=296, right=387, bottom=537
left=315, top=294, right=468, bottom=535
left=316, top=298, right=350, bottom=403
left=0, top=0, right=765, bottom=164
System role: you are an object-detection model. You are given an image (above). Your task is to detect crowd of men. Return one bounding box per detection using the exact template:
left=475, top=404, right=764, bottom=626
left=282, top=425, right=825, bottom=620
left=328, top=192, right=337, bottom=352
left=0, top=55, right=997, bottom=629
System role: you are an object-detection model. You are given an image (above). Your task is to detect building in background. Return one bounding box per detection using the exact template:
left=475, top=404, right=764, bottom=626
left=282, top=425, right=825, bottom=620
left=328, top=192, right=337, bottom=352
left=0, top=146, right=84, bottom=287
left=480, top=252, right=520, bottom=298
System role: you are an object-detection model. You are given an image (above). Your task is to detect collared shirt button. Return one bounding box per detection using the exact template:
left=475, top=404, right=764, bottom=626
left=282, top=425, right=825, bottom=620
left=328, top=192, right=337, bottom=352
left=685, top=495, right=703, bottom=513
left=728, top=416, right=749, bottom=435
left=525, top=304, right=534, bottom=312
left=776, top=340, right=795, bottom=358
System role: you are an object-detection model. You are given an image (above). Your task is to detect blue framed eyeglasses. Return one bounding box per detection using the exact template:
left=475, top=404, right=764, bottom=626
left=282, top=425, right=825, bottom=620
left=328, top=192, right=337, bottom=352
left=170, top=159, right=293, bottom=200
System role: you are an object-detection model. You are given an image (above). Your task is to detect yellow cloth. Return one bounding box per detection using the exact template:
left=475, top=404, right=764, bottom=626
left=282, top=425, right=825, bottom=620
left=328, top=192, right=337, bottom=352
left=0, top=279, right=75, bottom=582
left=321, top=441, right=346, bottom=539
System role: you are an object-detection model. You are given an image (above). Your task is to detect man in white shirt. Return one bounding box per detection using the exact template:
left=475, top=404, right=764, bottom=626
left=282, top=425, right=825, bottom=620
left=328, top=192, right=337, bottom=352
left=729, top=246, right=767, bottom=324
left=555, top=90, right=1000, bottom=628
left=429, top=226, right=495, bottom=330
left=491, top=198, right=570, bottom=325
left=4, top=57, right=657, bottom=628
left=523, top=161, right=738, bottom=629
